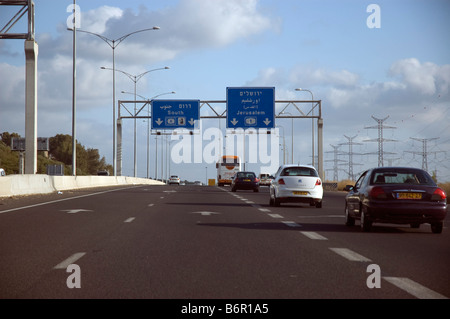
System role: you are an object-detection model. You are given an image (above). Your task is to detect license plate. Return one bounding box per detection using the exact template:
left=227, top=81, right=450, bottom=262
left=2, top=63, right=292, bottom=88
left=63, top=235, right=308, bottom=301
left=397, top=192, right=422, bottom=200
left=293, top=191, right=308, bottom=195
left=243, top=179, right=251, bottom=182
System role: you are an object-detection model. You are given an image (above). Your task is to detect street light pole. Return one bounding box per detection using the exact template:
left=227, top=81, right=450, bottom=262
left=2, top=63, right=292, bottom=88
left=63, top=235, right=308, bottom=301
left=296, top=88, right=314, bottom=166
left=281, top=111, right=294, bottom=164
left=70, top=0, right=77, bottom=176
left=103, top=67, right=170, bottom=177
left=67, top=26, right=160, bottom=176
left=276, top=125, right=286, bottom=165
left=122, top=91, right=175, bottom=179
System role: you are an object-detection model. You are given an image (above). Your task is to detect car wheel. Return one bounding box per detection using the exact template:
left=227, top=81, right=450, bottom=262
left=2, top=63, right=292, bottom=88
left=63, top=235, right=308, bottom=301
left=254, top=188, right=259, bottom=192
left=431, top=222, right=443, bottom=234
left=231, top=187, right=236, bottom=192
left=345, top=204, right=355, bottom=226
left=410, top=223, right=420, bottom=229
left=274, top=194, right=281, bottom=207
left=360, top=208, right=372, bottom=232
left=315, top=201, right=322, bottom=208
left=269, top=196, right=274, bottom=206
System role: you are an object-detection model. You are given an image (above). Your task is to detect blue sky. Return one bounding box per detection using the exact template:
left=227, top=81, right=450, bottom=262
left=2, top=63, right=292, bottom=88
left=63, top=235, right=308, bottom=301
left=1, top=0, right=449, bottom=182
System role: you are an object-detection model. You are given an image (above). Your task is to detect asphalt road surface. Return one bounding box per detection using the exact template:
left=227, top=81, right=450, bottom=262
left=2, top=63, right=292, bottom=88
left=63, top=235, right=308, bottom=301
left=1, top=184, right=449, bottom=301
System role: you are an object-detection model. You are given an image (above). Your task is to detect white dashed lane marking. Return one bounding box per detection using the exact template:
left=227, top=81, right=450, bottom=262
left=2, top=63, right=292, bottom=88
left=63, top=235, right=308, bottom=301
left=329, top=248, right=372, bottom=262
left=383, top=277, right=448, bottom=299
left=282, top=221, right=301, bottom=228
left=54, top=252, right=86, bottom=269
left=268, top=214, right=284, bottom=219
left=300, top=231, right=328, bottom=240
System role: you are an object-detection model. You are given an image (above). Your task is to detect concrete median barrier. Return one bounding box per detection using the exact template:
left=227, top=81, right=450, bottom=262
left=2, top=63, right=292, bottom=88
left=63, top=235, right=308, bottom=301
left=0, top=174, right=165, bottom=197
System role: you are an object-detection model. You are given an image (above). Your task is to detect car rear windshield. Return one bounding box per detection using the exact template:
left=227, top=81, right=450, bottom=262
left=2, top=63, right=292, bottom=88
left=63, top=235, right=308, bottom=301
left=370, top=169, right=436, bottom=186
left=281, top=167, right=318, bottom=177
left=237, top=172, right=256, bottom=178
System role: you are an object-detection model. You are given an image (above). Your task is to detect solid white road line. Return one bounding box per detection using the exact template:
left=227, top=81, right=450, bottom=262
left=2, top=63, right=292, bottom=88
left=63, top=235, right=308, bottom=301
left=0, top=186, right=140, bottom=214
left=329, top=248, right=372, bottom=262
left=383, top=277, right=448, bottom=299
left=54, top=252, right=86, bottom=269
left=124, top=217, right=135, bottom=223
left=300, top=231, right=328, bottom=240
left=282, top=221, right=301, bottom=227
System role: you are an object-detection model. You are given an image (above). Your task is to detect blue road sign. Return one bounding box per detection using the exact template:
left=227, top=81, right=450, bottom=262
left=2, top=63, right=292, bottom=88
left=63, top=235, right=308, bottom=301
left=152, top=100, right=200, bottom=130
left=226, top=87, right=275, bottom=129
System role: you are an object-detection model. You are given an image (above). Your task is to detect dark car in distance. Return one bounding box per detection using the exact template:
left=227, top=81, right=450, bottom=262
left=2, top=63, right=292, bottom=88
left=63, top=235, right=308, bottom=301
left=345, top=167, right=447, bottom=233
left=231, top=171, right=260, bottom=192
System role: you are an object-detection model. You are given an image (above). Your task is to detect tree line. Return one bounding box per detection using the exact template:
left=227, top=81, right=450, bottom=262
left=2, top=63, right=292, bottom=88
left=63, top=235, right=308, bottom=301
left=0, top=132, right=112, bottom=176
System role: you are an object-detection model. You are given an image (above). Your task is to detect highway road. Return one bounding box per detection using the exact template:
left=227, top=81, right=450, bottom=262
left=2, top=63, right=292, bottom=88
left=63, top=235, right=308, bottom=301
left=1, top=184, right=449, bottom=302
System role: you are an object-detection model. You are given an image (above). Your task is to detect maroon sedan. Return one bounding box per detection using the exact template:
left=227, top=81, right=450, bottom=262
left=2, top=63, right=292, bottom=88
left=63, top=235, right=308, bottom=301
left=345, top=167, right=447, bottom=233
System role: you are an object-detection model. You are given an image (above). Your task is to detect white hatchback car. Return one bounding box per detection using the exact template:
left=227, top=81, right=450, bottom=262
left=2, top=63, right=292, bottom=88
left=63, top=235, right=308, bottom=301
left=269, top=165, right=323, bottom=208
left=169, top=175, right=181, bottom=185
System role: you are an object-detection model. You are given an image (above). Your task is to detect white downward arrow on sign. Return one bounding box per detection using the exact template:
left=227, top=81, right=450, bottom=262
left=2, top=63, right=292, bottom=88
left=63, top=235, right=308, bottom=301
left=61, top=209, right=93, bottom=214
left=191, top=211, right=220, bottom=216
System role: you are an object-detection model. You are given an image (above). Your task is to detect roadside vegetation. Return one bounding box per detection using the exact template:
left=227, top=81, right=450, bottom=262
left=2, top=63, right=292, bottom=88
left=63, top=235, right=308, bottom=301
left=0, top=132, right=112, bottom=176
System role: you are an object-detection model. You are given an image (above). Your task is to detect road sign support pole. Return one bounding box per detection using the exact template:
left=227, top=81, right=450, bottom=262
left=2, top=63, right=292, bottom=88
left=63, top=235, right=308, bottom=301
left=117, top=118, right=122, bottom=176
left=24, top=39, right=38, bottom=174
left=317, top=117, right=324, bottom=180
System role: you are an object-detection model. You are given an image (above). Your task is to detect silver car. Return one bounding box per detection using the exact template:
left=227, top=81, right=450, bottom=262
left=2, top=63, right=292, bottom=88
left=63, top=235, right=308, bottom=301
left=269, top=165, right=323, bottom=208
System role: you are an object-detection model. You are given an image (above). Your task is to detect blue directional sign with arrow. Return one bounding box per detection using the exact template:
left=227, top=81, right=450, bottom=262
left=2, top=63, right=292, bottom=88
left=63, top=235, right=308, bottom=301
left=226, top=87, right=275, bottom=129
left=152, top=100, right=200, bottom=130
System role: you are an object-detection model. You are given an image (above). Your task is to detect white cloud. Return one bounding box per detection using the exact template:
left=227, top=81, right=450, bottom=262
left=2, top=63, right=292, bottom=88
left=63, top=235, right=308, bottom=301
left=161, top=0, right=273, bottom=47
left=389, top=58, right=450, bottom=96
left=80, top=6, right=123, bottom=34
left=289, top=65, right=360, bottom=89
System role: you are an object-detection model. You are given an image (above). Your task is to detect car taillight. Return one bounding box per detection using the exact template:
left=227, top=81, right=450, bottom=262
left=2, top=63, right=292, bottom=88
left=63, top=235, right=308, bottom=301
left=278, top=178, right=285, bottom=185
left=315, top=179, right=322, bottom=186
left=431, top=188, right=447, bottom=201
left=255, top=178, right=260, bottom=182
left=369, top=186, right=387, bottom=199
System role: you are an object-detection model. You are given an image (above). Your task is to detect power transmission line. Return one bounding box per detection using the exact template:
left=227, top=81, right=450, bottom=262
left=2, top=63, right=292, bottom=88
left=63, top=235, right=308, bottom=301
left=405, top=137, right=444, bottom=172
left=339, top=135, right=363, bottom=181
left=364, top=115, right=397, bottom=166
left=325, top=144, right=346, bottom=181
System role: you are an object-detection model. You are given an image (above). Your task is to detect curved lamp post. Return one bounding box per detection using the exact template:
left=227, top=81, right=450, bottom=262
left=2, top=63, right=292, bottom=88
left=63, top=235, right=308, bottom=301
left=121, top=91, right=176, bottom=178
left=102, top=66, right=170, bottom=177
left=67, top=26, right=160, bottom=176
left=296, top=88, right=314, bottom=166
